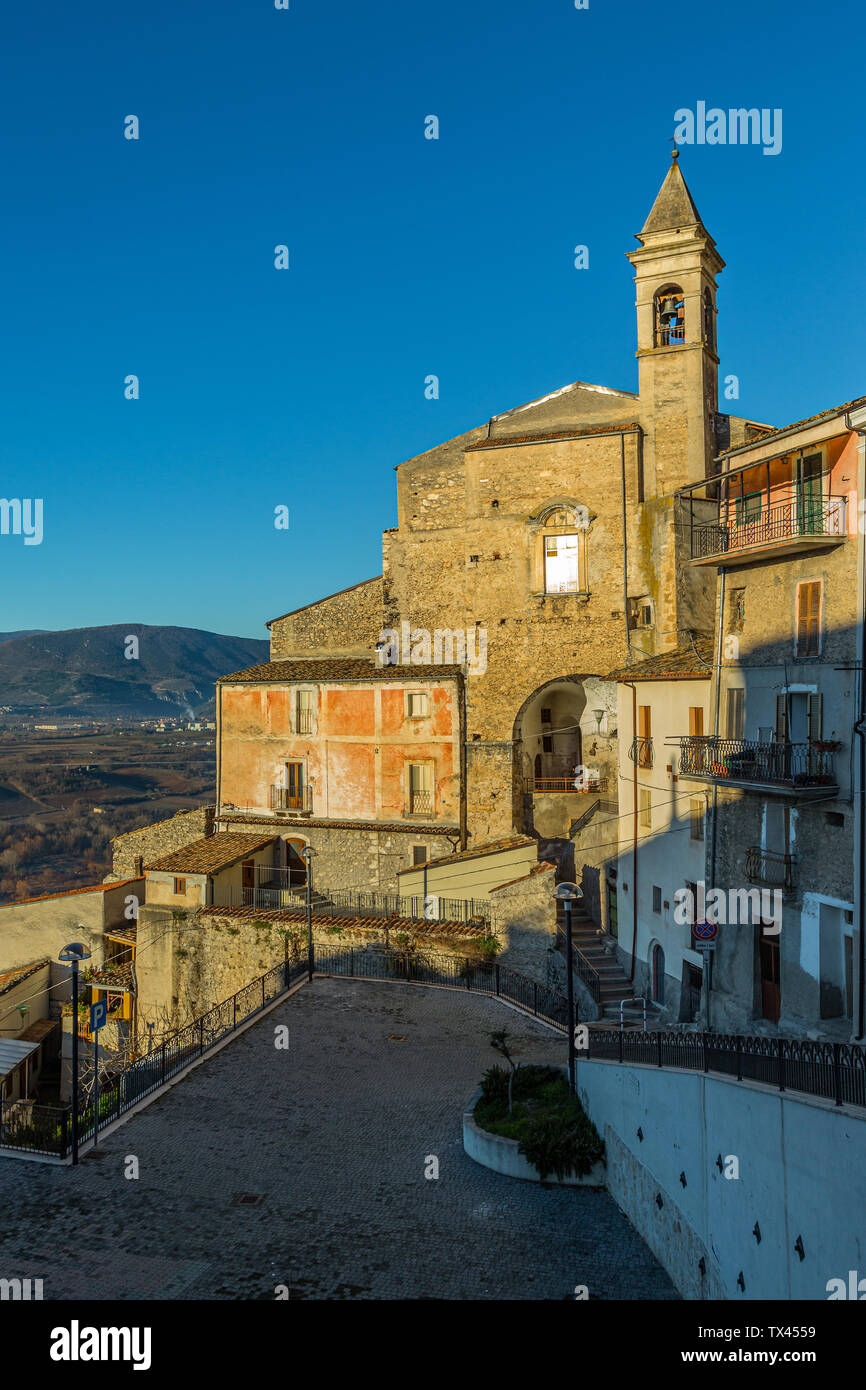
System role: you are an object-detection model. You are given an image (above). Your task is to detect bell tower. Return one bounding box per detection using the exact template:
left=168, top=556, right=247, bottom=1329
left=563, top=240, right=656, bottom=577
left=628, top=150, right=724, bottom=496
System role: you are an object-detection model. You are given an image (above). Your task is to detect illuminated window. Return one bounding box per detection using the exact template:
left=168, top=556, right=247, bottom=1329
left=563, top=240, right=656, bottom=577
left=544, top=534, right=579, bottom=593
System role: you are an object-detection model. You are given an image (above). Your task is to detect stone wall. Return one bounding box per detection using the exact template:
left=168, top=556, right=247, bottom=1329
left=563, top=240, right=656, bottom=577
left=489, top=862, right=558, bottom=983
left=134, top=903, right=489, bottom=1034
left=110, top=806, right=215, bottom=878
left=269, top=577, right=384, bottom=660
left=219, top=816, right=458, bottom=894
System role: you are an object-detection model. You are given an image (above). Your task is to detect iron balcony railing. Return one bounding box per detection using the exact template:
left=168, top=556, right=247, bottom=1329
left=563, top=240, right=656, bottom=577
left=746, top=846, right=797, bottom=893
left=690, top=495, right=847, bottom=560
left=295, top=710, right=315, bottom=734
left=270, top=785, right=311, bottom=812
left=654, top=323, right=685, bottom=347
left=629, top=736, right=653, bottom=769
left=678, top=736, right=837, bottom=790
left=407, top=789, right=434, bottom=816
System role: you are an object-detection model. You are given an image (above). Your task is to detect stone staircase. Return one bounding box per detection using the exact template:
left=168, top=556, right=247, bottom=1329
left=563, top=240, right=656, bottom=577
left=558, top=901, right=644, bottom=1025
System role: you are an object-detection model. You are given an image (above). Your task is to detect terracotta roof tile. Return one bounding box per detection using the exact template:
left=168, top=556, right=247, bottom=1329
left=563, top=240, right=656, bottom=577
left=465, top=421, right=640, bottom=451
left=606, top=637, right=715, bottom=682
left=196, top=905, right=489, bottom=938
left=146, top=832, right=278, bottom=874
left=219, top=813, right=459, bottom=836
left=0, top=880, right=142, bottom=910
left=219, top=658, right=464, bottom=683
left=0, top=958, right=50, bottom=995
left=396, top=835, right=535, bottom=874
left=721, top=394, right=866, bottom=456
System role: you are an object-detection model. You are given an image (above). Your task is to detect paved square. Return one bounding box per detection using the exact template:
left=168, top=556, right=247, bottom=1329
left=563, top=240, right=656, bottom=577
left=0, top=978, right=677, bottom=1299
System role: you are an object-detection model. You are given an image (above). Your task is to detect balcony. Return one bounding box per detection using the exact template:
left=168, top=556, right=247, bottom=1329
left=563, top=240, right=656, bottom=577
left=629, top=736, right=653, bottom=769
left=746, top=846, right=797, bottom=894
left=270, top=785, right=311, bottom=814
left=406, top=789, right=434, bottom=817
left=690, top=495, right=847, bottom=566
left=678, top=737, right=838, bottom=798
left=525, top=773, right=609, bottom=794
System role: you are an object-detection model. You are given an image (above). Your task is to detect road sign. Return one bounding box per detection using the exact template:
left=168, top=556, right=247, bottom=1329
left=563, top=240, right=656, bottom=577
left=693, top=919, right=718, bottom=943
left=90, top=999, right=107, bottom=1032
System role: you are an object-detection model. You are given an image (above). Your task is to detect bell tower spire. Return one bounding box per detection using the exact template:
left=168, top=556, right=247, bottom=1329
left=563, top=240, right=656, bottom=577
left=628, top=151, right=724, bottom=495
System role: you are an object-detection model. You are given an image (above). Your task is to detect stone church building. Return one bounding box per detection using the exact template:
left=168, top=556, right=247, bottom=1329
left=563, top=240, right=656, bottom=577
left=209, top=153, right=767, bottom=887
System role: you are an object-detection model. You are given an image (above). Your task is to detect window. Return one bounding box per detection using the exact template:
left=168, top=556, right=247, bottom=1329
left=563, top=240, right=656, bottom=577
left=636, top=705, right=652, bottom=767
left=795, top=581, right=822, bottom=657
left=407, top=692, right=429, bottom=719
left=544, top=533, right=579, bottom=593
left=540, top=707, right=552, bottom=724
left=639, top=788, right=652, bottom=830
left=173, top=877, right=186, bottom=895
left=703, top=289, right=715, bottom=350
left=652, top=885, right=662, bottom=913
left=628, top=596, right=653, bottom=629
left=408, top=762, right=433, bottom=816
left=690, top=799, right=705, bottom=841
left=729, top=588, right=745, bottom=632
left=688, top=707, right=704, bottom=737
left=295, top=689, right=315, bottom=734
left=542, top=734, right=553, bottom=753
left=726, top=688, right=744, bottom=740
left=412, top=845, right=428, bottom=867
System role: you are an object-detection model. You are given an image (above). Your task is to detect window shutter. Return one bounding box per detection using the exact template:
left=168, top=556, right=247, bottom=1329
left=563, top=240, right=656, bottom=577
left=797, top=582, right=821, bottom=656
left=808, top=693, right=823, bottom=743
left=775, top=694, right=788, bottom=741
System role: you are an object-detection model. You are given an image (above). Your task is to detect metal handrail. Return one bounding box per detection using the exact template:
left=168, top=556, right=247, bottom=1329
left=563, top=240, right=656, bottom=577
left=619, top=996, right=647, bottom=1032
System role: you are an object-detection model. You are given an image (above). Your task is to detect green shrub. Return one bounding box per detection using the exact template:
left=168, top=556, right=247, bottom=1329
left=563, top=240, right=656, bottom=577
left=518, top=1107, right=604, bottom=1181
left=473, top=1063, right=605, bottom=1181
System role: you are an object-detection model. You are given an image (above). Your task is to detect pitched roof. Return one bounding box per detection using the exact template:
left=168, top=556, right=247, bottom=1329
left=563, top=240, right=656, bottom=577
left=721, top=393, right=866, bottom=457
left=196, top=904, right=490, bottom=938
left=0, top=879, right=142, bottom=910
left=219, top=813, right=459, bottom=836
left=641, top=153, right=704, bottom=235
left=219, top=658, right=463, bottom=683
left=466, top=420, right=640, bottom=451
left=396, top=836, right=535, bottom=874
left=607, top=637, right=715, bottom=682
left=266, top=576, right=382, bottom=629
left=0, top=958, right=50, bottom=996
left=146, top=833, right=278, bottom=875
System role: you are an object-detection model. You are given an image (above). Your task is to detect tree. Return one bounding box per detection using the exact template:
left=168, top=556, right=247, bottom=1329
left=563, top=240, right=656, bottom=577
left=489, top=1029, right=521, bottom=1115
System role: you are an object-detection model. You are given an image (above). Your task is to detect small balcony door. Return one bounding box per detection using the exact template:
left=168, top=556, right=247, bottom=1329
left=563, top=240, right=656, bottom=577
left=408, top=762, right=433, bottom=816
left=242, top=859, right=255, bottom=906
left=285, top=761, right=304, bottom=809
left=797, top=453, right=823, bottom=535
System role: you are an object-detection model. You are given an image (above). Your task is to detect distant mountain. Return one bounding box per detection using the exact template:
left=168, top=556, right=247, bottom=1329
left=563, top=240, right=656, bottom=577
left=0, top=625, right=270, bottom=717
left=0, top=630, right=48, bottom=644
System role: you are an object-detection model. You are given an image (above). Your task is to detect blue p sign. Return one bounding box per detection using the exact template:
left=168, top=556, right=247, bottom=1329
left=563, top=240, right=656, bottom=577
left=90, top=999, right=108, bottom=1032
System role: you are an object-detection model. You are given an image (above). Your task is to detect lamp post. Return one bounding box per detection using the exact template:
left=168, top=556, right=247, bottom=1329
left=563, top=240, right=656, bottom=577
left=302, top=847, right=314, bottom=982
left=59, top=940, right=91, bottom=1165
left=555, top=883, right=582, bottom=1096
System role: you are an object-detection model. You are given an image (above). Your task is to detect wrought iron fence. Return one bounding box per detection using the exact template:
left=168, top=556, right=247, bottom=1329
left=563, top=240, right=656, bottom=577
left=629, top=736, right=653, bottom=768
left=690, top=495, right=847, bottom=560
left=585, top=1028, right=866, bottom=1109
left=678, top=736, right=837, bottom=789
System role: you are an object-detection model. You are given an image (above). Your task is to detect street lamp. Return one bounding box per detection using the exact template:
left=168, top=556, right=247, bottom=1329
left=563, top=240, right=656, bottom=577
left=59, top=940, right=91, bottom=1164
left=302, top=847, right=315, bottom=982
left=554, top=883, right=582, bottom=1096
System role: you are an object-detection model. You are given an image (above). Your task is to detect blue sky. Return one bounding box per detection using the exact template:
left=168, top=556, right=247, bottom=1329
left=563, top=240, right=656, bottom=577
left=1, top=0, right=863, bottom=639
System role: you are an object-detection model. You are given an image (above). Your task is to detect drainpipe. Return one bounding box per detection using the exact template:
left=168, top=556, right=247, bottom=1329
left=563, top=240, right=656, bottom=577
left=706, top=566, right=726, bottom=1029
left=458, top=675, right=468, bottom=851
left=623, top=681, right=639, bottom=982
left=844, top=408, right=866, bottom=1039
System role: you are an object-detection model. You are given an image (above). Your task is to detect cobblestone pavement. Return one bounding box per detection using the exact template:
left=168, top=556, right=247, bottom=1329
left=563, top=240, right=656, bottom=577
left=0, top=978, right=678, bottom=1300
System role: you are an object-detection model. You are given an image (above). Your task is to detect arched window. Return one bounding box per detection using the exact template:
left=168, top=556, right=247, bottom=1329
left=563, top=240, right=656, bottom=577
left=703, top=288, right=715, bottom=350
left=654, top=285, right=685, bottom=347
left=539, top=505, right=582, bottom=594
